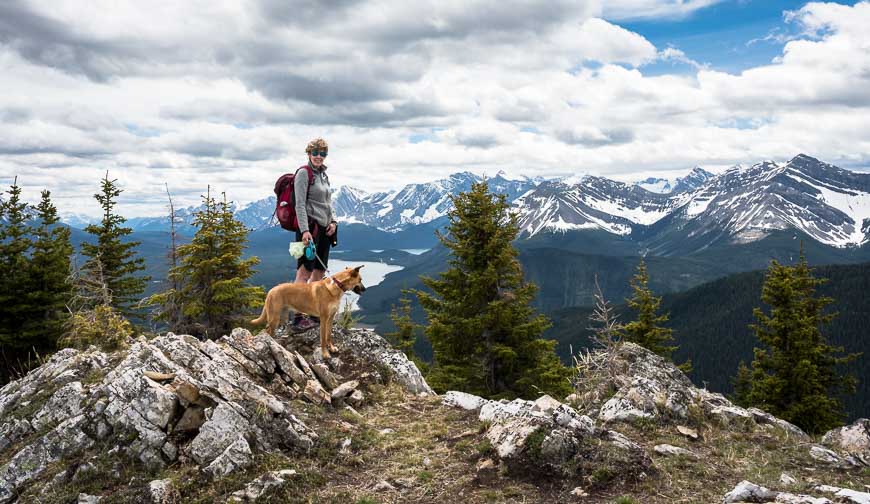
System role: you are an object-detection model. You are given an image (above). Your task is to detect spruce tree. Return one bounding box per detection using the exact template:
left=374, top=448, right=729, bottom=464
left=0, top=179, right=34, bottom=373
left=622, top=258, right=690, bottom=371
left=81, top=172, right=148, bottom=315
left=21, top=190, right=73, bottom=351
left=415, top=181, right=571, bottom=399
left=737, top=250, right=859, bottom=434
left=146, top=189, right=263, bottom=339
left=385, top=293, right=424, bottom=368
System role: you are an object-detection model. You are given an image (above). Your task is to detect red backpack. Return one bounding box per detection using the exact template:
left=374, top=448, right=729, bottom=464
left=274, top=165, right=314, bottom=232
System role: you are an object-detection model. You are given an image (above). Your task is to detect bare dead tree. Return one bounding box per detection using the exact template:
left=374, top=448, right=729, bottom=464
left=572, top=275, right=625, bottom=394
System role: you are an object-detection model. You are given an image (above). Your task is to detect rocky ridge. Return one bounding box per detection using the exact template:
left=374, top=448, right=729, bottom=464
left=0, top=327, right=430, bottom=502
left=443, top=343, right=870, bottom=503
left=1, top=333, right=868, bottom=502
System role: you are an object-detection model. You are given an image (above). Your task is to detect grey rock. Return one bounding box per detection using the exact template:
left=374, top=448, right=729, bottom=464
left=31, top=381, right=85, bottom=431
left=0, top=415, right=93, bottom=503
left=204, top=435, right=252, bottom=478
left=311, top=363, right=339, bottom=390
left=605, top=430, right=642, bottom=451
left=532, top=395, right=561, bottom=414
left=303, top=380, right=331, bottom=405
left=722, top=480, right=779, bottom=503
left=331, top=380, right=359, bottom=400
left=229, top=469, right=297, bottom=502
left=821, top=418, right=870, bottom=460
left=443, top=391, right=489, bottom=411
left=331, top=328, right=435, bottom=395
left=653, top=444, right=697, bottom=458
left=748, top=408, right=809, bottom=440
left=269, top=342, right=310, bottom=389
left=347, top=390, right=365, bottom=408
left=813, top=485, right=870, bottom=504
left=774, top=493, right=832, bottom=504
left=780, top=472, right=798, bottom=486
left=188, top=403, right=250, bottom=465
left=809, top=445, right=854, bottom=467
left=148, top=479, right=174, bottom=504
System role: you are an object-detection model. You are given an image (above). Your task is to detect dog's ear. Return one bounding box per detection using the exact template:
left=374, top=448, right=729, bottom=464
left=354, top=265, right=364, bottom=272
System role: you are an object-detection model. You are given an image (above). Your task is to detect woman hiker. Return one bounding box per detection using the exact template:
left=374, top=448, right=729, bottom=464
left=291, top=137, right=338, bottom=331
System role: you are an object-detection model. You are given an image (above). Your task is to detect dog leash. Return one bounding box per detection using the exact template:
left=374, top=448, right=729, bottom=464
left=307, top=236, right=334, bottom=278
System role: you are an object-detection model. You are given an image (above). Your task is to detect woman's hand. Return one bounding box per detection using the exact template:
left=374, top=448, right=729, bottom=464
left=326, top=222, right=337, bottom=236
left=302, top=231, right=313, bottom=245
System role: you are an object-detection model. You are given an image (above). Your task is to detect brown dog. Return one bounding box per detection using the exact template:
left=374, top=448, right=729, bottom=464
left=251, top=266, right=366, bottom=358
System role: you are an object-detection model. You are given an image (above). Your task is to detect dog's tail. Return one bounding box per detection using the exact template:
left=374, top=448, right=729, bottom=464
left=250, top=303, right=267, bottom=326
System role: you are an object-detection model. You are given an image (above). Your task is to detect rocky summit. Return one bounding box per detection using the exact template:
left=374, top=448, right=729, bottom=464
left=1, top=331, right=869, bottom=503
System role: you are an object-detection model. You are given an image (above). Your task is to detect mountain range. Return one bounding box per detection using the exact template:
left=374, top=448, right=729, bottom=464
left=60, top=154, right=870, bottom=253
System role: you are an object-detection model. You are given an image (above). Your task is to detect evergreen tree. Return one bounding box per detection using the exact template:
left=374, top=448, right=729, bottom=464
left=21, top=190, right=73, bottom=351
left=146, top=189, right=263, bottom=339
left=80, top=172, right=148, bottom=315
left=622, top=258, right=690, bottom=371
left=385, top=293, right=424, bottom=369
left=0, top=179, right=34, bottom=373
left=737, top=250, right=859, bottom=434
left=415, top=181, right=571, bottom=399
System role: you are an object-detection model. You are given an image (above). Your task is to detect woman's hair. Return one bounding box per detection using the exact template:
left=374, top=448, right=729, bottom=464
left=305, top=137, right=329, bottom=153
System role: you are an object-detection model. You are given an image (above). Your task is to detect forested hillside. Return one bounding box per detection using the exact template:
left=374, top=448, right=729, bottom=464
left=546, top=261, right=870, bottom=421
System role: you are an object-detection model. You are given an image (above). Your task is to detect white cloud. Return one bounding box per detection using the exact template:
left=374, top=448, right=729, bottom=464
left=601, top=0, right=725, bottom=21
left=1, top=0, right=869, bottom=218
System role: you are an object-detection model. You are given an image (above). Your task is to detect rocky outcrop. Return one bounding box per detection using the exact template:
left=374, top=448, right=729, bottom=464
left=821, top=418, right=870, bottom=466
left=0, top=326, right=427, bottom=502
left=721, top=480, right=870, bottom=504
left=576, top=343, right=810, bottom=443
left=286, top=327, right=434, bottom=396
left=445, top=392, right=652, bottom=484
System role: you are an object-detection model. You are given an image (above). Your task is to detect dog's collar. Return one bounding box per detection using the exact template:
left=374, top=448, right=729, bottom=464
left=331, top=276, right=347, bottom=291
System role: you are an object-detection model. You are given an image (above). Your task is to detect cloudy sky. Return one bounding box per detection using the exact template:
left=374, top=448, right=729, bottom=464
left=1, top=0, right=869, bottom=218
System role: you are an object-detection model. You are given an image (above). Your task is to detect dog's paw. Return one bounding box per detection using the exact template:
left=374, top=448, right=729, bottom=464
left=321, top=349, right=331, bottom=359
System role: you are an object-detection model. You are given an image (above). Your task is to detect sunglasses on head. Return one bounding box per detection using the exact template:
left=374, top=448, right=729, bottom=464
left=310, top=150, right=328, bottom=157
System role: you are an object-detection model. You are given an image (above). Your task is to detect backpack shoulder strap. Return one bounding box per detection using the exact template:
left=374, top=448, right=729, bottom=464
left=296, top=165, right=315, bottom=185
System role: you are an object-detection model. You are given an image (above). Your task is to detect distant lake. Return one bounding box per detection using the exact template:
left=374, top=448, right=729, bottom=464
left=368, top=248, right=429, bottom=255
left=330, top=259, right=403, bottom=311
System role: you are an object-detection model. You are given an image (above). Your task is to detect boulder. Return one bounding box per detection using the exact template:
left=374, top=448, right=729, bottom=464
left=821, top=418, right=870, bottom=461
left=813, top=485, right=870, bottom=504
left=442, top=391, right=489, bottom=411
left=722, top=480, right=778, bottom=503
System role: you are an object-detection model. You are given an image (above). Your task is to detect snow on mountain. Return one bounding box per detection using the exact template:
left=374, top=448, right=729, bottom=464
left=664, top=155, right=870, bottom=248
left=58, top=213, right=95, bottom=229
left=672, top=167, right=715, bottom=193
left=515, top=176, right=678, bottom=237
left=633, top=167, right=714, bottom=194
left=234, top=198, right=276, bottom=231
left=69, top=155, right=870, bottom=249
left=636, top=177, right=672, bottom=194
left=332, top=171, right=537, bottom=231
